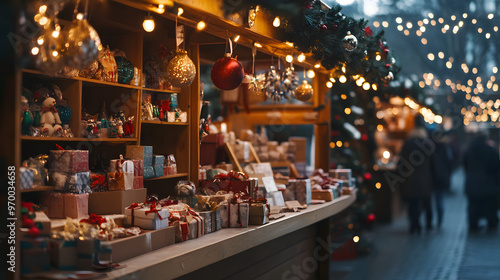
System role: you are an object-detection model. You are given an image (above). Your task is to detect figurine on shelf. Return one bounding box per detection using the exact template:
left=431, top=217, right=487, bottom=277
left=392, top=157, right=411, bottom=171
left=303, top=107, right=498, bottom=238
left=21, top=96, right=33, bottom=136
left=40, top=97, right=62, bottom=137
left=109, top=117, right=118, bottom=138
left=116, top=119, right=124, bottom=138
left=124, top=117, right=134, bottom=137
left=61, top=124, right=74, bottom=138
left=157, top=99, right=171, bottom=122
left=142, top=94, right=154, bottom=120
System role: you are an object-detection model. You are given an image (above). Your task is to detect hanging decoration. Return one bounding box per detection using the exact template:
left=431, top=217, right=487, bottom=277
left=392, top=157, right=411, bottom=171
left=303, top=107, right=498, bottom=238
left=166, top=18, right=196, bottom=88
left=264, top=64, right=284, bottom=102
left=294, top=80, right=313, bottom=101
left=211, top=38, right=245, bottom=90
left=342, top=31, right=358, bottom=52
left=64, top=10, right=102, bottom=69
left=282, top=65, right=299, bottom=96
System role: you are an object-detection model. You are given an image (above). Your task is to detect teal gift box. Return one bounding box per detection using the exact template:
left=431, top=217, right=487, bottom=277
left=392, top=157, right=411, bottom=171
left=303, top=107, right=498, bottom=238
left=144, top=166, right=155, bottom=179
left=153, top=155, right=164, bottom=177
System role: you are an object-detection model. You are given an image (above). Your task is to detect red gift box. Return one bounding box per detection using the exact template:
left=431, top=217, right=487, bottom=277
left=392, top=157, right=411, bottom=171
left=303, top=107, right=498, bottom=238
left=200, top=179, right=249, bottom=198
left=49, top=150, right=89, bottom=174
left=133, top=176, right=144, bottom=189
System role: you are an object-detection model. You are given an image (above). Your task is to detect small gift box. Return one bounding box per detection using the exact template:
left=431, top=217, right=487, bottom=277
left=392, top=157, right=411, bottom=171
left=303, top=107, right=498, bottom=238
left=132, top=159, right=144, bottom=176
left=173, top=221, right=189, bottom=242
left=220, top=202, right=249, bottom=228
left=50, top=237, right=77, bottom=270
left=179, top=111, right=187, bottom=122
left=20, top=237, right=50, bottom=274
left=153, top=155, right=164, bottom=177
left=198, top=209, right=222, bottom=234
left=167, top=111, right=175, bottom=122
left=76, top=237, right=100, bottom=270
left=311, top=189, right=334, bottom=202
left=144, top=166, right=155, bottom=179
left=41, top=192, right=65, bottom=219
left=125, top=204, right=169, bottom=230
left=126, top=145, right=153, bottom=167
left=288, top=179, right=312, bottom=205
left=32, top=211, right=51, bottom=236
left=90, top=173, right=108, bottom=192
left=63, top=193, right=89, bottom=219
left=186, top=212, right=204, bottom=239
left=169, top=196, right=197, bottom=208
left=108, top=172, right=134, bottom=190
left=133, top=176, right=144, bottom=189
left=50, top=171, right=91, bottom=193
left=49, top=150, right=89, bottom=174
left=249, top=203, right=270, bottom=225
left=20, top=167, right=34, bottom=190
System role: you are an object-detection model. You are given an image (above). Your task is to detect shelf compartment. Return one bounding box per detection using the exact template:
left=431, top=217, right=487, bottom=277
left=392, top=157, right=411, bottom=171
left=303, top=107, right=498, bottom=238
left=21, top=136, right=138, bottom=142
left=140, top=120, right=188, bottom=126
left=143, top=88, right=181, bottom=94
left=144, top=173, right=188, bottom=181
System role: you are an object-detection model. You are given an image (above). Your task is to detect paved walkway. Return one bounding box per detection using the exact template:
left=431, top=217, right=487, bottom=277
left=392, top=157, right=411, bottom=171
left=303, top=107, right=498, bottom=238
left=331, top=168, right=500, bottom=280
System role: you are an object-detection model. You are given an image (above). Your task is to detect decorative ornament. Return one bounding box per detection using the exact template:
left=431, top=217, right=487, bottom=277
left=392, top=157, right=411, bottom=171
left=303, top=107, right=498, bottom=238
left=282, top=66, right=299, bottom=96
left=342, top=31, right=358, bottom=52
left=248, top=7, right=257, bottom=27
left=115, top=56, right=135, bottom=84
left=294, top=80, right=313, bottom=101
left=32, top=24, right=66, bottom=73
left=56, top=103, right=72, bottom=125
left=320, top=24, right=327, bottom=32
left=211, top=53, right=245, bottom=90
left=364, top=26, right=373, bottom=36
left=64, top=14, right=102, bottom=69
left=248, top=73, right=266, bottom=95
left=166, top=49, right=196, bottom=88
left=264, top=65, right=284, bottom=102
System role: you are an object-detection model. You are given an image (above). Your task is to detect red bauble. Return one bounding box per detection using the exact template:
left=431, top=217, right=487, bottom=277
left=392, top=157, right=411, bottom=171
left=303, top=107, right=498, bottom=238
left=211, top=53, right=245, bottom=90
left=363, top=172, right=372, bottom=181
left=367, top=213, right=376, bottom=223
left=28, top=226, right=40, bottom=238
left=361, top=134, right=368, bottom=141
left=365, top=26, right=373, bottom=36
left=320, top=24, right=327, bottom=31
left=383, top=48, right=389, bottom=54
left=385, top=63, right=390, bottom=68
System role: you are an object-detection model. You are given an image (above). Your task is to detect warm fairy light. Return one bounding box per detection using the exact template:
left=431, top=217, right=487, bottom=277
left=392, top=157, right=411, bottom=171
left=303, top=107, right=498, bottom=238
left=158, top=4, right=165, bottom=14
left=336, top=141, right=343, bottom=147
left=307, top=70, right=315, bottom=78
left=451, top=15, right=456, bottom=21
left=488, top=13, right=494, bottom=19
left=233, top=35, right=240, bottom=42
left=493, top=67, right=498, bottom=73
left=377, top=124, right=383, bottom=131
left=39, top=16, right=48, bottom=25
left=372, top=84, right=378, bottom=91
left=406, top=22, right=413, bottom=29
left=285, top=41, right=294, bottom=47
left=428, top=13, right=434, bottom=18
left=326, top=81, right=333, bottom=88
left=375, top=54, right=381, bottom=61
left=285, top=55, right=293, bottom=63
left=463, top=13, right=468, bottom=18
left=478, top=28, right=483, bottom=33
left=329, top=142, right=335, bottom=149
left=420, top=26, right=426, bottom=32
left=197, top=21, right=206, bottom=30
left=404, top=30, right=410, bottom=36
left=143, top=16, right=155, bottom=32
left=37, top=36, right=44, bottom=45
left=397, top=25, right=403, bottom=31
left=345, top=107, right=351, bottom=115
left=341, top=94, right=347, bottom=99
left=31, top=47, right=39, bottom=55
left=76, top=13, right=84, bottom=20
left=52, top=50, right=58, bottom=57
left=254, top=42, right=262, bottom=48
left=438, top=18, right=444, bottom=24
left=375, top=182, right=381, bottom=189
left=353, top=236, right=360, bottom=243
left=421, top=38, right=427, bottom=45
left=362, top=82, right=370, bottom=90
left=314, top=63, right=321, bottom=68
left=297, top=53, right=306, bottom=62
left=486, top=33, right=491, bottom=39
left=341, top=65, right=346, bottom=73
left=339, top=75, right=347, bottom=83
left=396, top=17, right=402, bottom=24
left=273, top=16, right=280, bottom=27
left=438, top=52, right=444, bottom=59
left=52, top=30, right=60, bottom=38
left=427, top=53, right=435, bottom=61
left=39, top=5, right=47, bottom=13
left=177, top=7, right=184, bottom=16
left=472, top=19, right=477, bottom=24
left=373, top=21, right=380, bottom=27
left=382, top=21, right=389, bottom=28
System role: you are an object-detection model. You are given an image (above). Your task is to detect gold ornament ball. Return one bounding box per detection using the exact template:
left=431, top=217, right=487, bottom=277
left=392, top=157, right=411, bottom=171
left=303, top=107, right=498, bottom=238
left=166, top=49, right=196, bottom=88
left=294, top=80, right=314, bottom=101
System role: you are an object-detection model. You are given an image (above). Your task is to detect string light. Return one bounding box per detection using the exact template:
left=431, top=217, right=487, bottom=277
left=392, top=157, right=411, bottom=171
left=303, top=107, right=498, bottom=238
left=196, top=21, right=206, bottom=30
left=273, top=16, right=280, bottom=27
left=177, top=7, right=184, bottom=16
left=286, top=55, right=293, bottom=63
left=297, top=53, right=306, bottom=62
left=143, top=14, right=155, bottom=32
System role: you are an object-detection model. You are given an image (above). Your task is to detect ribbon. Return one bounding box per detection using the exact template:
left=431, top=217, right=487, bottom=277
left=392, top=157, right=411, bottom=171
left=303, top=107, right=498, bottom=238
left=126, top=203, right=142, bottom=226
left=80, top=214, right=107, bottom=226
left=145, top=201, right=163, bottom=220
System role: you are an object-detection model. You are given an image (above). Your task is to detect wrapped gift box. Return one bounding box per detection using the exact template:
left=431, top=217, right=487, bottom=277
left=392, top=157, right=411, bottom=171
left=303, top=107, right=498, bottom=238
left=20, top=167, right=34, bottom=190
left=108, top=172, right=134, bottom=190
left=125, top=206, right=169, bottom=230
left=200, top=179, right=250, bottom=197
left=311, top=189, right=334, bottom=202
left=41, top=192, right=65, bottom=219
left=49, top=150, right=89, bottom=174
left=90, top=173, right=108, bottom=192
left=88, top=188, right=147, bottom=215
left=187, top=214, right=204, bottom=239
left=110, top=159, right=144, bottom=176
left=153, top=155, right=164, bottom=177
left=76, top=238, right=99, bottom=270
left=220, top=202, right=249, bottom=228
left=125, top=145, right=153, bottom=166
left=200, top=134, right=226, bottom=166
left=144, top=166, right=155, bottom=179
left=249, top=203, right=270, bottom=225
left=174, top=221, right=189, bottom=242
left=32, top=211, right=51, bottom=236
left=169, top=196, right=198, bottom=208
left=50, top=171, right=90, bottom=193
left=287, top=179, right=312, bottom=205
left=133, top=176, right=144, bottom=189
left=50, top=238, right=77, bottom=270
left=198, top=209, right=222, bottom=234
left=20, top=237, right=50, bottom=274
left=63, top=193, right=89, bottom=219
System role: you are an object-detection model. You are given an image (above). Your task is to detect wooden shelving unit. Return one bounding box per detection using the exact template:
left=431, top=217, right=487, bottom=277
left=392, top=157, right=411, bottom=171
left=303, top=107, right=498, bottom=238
left=20, top=186, right=56, bottom=193
left=143, top=173, right=189, bottom=181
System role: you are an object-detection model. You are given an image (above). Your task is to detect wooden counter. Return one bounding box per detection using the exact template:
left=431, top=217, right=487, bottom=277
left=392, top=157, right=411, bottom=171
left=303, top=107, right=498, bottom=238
left=103, top=192, right=356, bottom=279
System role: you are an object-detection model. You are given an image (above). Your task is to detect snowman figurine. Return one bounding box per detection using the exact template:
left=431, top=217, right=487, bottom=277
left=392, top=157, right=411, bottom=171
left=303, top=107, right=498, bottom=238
left=40, top=97, right=62, bottom=136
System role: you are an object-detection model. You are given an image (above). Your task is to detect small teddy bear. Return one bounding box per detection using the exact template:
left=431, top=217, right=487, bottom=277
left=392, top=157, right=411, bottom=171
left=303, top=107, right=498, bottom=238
left=40, top=97, right=62, bottom=136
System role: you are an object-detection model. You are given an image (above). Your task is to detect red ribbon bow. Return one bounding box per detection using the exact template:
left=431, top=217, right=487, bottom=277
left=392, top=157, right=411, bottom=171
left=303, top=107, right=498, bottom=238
left=42, top=106, right=58, bottom=113
left=145, top=201, right=163, bottom=220
left=80, top=214, right=107, bottom=226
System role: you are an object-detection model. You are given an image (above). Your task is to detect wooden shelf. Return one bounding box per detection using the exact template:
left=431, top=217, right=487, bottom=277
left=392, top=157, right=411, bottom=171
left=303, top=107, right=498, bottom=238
left=22, top=69, right=142, bottom=90
left=140, top=120, right=189, bottom=126
left=21, top=136, right=138, bottom=142
left=144, top=173, right=189, bottom=181
left=20, top=186, right=56, bottom=193
left=142, top=87, right=181, bottom=94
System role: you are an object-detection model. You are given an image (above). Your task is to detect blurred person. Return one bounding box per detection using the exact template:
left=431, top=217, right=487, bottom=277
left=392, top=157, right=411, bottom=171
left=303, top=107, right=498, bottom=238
left=398, top=126, right=434, bottom=234
left=463, top=132, right=500, bottom=231
left=430, top=132, right=453, bottom=229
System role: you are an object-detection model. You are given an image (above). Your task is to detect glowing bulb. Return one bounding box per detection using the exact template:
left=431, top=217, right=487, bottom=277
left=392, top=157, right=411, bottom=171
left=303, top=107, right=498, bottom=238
left=76, top=13, right=84, bottom=20
left=372, top=84, right=378, bottom=91
left=375, top=54, right=381, bottom=61
left=345, top=108, right=351, bottom=115
left=37, top=36, right=44, bottom=45
left=233, top=35, right=240, bottom=42
left=143, top=16, right=155, bottom=32
left=31, top=47, right=39, bottom=55
left=39, top=16, right=48, bottom=25
left=336, top=141, right=343, bottom=147
left=307, top=70, right=315, bottom=78
left=158, top=4, right=165, bottom=14
left=273, top=16, right=280, bottom=27
left=362, top=82, right=370, bottom=90
left=39, top=5, right=47, bottom=13
left=377, top=124, right=383, bottom=131
left=254, top=42, right=262, bottom=48
left=52, top=50, right=58, bottom=57
left=285, top=55, right=293, bottom=63
left=52, top=30, right=60, bottom=38
left=197, top=21, right=206, bottom=30
left=383, top=150, right=390, bottom=159
left=177, top=7, right=184, bottom=16
left=326, top=81, right=333, bottom=88
left=428, top=13, right=434, bottom=18
left=314, top=63, right=321, bottom=68
left=339, top=75, right=347, bottom=83
left=488, top=13, right=494, bottom=19
left=297, top=53, right=306, bottom=62
left=353, top=236, right=360, bottom=243
left=375, top=182, right=381, bottom=189
left=396, top=17, right=402, bottom=24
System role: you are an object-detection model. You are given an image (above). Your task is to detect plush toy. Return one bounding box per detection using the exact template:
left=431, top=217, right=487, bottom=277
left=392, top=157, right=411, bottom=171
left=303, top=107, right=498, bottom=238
left=40, top=97, right=62, bottom=136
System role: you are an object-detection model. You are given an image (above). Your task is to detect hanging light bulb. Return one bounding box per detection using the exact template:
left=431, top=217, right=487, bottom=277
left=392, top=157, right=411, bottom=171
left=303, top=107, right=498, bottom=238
left=273, top=16, right=280, bottom=27
left=158, top=4, right=165, bottom=14
left=307, top=70, right=315, bottom=78
left=314, top=63, right=321, bottom=68
left=177, top=7, right=184, bottom=16
left=143, top=14, right=155, bottom=32
left=286, top=55, right=293, bottom=63
left=233, top=35, right=240, bottom=42
left=197, top=21, right=206, bottom=30
left=297, top=53, right=306, bottom=62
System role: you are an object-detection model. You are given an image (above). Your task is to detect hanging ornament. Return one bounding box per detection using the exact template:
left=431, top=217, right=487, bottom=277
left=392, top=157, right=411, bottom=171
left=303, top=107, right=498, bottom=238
left=248, top=7, right=258, bottom=27
left=319, top=24, right=327, bottom=32
left=249, top=73, right=266, bottom=95
left=56, top=103, right=72, bottom=125
left=343, top=31, right=358, bottom=52
left=64, top=0, right=102, bottom=70
left=32, top=24, right=66, bottom=73
left=211, top=53, right=245, bottom=90
left=364, top=26, right=373, bottom=36
left=166, top=49, right=196, bottom=88
left=282, top=66, right=299, bottom=96
left=294, top=80, right=313, bottom=101
left=264, top=65, right=284, bottom=102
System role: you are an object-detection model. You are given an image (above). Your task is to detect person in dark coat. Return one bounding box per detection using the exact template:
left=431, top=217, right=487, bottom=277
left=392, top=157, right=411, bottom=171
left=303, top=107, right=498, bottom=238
left=431, top=132, right=453, bottom=228
left=463, top=133, right=500, bottom=231
left=398, top=127, right=434, bottom=234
